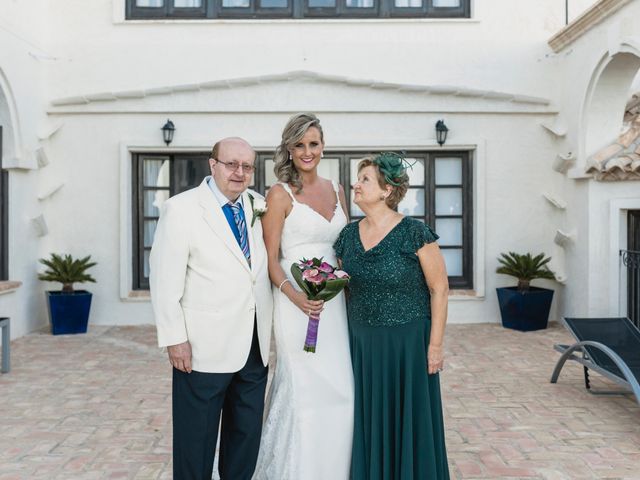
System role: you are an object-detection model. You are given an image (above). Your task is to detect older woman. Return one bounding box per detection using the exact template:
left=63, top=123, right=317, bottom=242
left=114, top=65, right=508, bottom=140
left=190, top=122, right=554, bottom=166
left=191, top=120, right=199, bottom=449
left=334, top=153, right=450, bottom=480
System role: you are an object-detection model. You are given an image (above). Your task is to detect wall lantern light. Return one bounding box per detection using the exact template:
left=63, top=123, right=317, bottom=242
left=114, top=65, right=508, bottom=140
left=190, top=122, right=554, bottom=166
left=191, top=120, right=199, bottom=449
left=435, top=119, right=448, bottom=147
left=161, top=119, right=175, bottom=146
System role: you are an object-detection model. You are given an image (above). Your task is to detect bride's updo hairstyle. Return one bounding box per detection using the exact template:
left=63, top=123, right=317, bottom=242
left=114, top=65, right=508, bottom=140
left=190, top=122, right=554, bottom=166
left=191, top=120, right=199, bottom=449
left=274, top=113, right=324, bottom=193
left=358, top=152, right=410, bottom=210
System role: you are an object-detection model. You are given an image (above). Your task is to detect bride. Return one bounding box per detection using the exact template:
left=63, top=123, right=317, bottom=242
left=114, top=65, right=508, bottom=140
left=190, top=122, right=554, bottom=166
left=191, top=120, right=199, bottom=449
left=253, top=113, right=354, bottom=479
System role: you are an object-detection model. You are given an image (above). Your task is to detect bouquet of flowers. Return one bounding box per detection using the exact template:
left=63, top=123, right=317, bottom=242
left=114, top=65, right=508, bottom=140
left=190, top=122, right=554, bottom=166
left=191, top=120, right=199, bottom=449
left=290, top=257, right=350, bottom=353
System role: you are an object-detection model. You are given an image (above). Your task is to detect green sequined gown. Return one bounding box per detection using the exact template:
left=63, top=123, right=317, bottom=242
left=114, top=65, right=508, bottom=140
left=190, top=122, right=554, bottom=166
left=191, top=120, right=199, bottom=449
left=334, top=217, right=450, bottom=480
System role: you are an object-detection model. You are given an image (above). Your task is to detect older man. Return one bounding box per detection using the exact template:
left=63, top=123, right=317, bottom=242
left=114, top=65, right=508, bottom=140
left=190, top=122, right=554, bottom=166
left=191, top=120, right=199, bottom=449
left=150, top=137, right=273, bottom=480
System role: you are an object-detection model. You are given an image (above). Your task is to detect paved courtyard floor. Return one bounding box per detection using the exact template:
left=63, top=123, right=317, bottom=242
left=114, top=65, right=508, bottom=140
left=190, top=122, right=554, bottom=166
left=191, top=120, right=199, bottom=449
left=0, top=322, right=639, bottom=480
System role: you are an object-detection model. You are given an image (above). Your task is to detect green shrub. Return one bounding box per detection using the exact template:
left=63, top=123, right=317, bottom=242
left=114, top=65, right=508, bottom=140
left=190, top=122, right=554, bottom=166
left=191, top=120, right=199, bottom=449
left=38, top=253, right=97, bottom=292
left=496, top=252, right=555, bottom=292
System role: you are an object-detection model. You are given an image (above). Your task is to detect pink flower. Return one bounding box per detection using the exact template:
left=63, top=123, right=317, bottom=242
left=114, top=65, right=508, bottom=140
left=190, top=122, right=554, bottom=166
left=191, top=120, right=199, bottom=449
left=302, top=268, right=319, bottom=280
left=317, top=262, right=334, bottom=273
left=303, top=259, right=314, bottom=266
left=334, top=270, right=349, bottom=279
left=307, top=275, right=325, bottom=284
left=326, top=273, right=337, bottom=280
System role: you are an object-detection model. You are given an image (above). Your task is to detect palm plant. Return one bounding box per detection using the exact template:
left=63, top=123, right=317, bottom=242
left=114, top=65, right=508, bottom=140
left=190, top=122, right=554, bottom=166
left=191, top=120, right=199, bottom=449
left=38, top=254, right=97, bottom=292
left=496, top=252, right=555, bottom=292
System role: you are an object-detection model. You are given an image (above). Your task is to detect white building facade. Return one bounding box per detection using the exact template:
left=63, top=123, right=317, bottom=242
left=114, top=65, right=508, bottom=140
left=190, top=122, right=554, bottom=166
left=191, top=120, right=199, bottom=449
left=1, top=0, right=638, bottom=340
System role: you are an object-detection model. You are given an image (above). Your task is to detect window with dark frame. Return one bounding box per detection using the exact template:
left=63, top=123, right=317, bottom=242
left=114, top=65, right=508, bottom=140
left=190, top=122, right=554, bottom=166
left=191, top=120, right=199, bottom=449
left=132, top=150, right=472, bottom=290
left=126, top=0, right=469, bottom=19
left=0, top=126, right=7, bottom=281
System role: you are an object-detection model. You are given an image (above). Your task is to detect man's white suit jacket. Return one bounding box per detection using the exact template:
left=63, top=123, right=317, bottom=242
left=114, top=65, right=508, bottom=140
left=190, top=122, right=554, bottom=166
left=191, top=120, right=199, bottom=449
left=150, top=178, right=273, bottom=373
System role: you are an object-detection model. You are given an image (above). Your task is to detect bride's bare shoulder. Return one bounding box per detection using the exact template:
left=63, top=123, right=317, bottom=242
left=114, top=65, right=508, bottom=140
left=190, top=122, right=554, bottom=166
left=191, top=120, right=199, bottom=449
left=266, top=183, right=293, bottom=208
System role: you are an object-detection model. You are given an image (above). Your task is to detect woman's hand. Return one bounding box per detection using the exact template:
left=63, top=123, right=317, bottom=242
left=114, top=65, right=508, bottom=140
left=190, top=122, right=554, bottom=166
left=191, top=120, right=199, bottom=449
left=286, top=289, right=324, bottom=317
left=427, top=343, right=444, bottom=375
left=418, top=241, right=448, bottom=376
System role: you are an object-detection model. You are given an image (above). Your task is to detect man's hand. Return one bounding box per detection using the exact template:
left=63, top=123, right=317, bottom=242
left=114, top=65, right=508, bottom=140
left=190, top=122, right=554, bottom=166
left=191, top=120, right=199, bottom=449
left=167, top=341, right=192, bottom=373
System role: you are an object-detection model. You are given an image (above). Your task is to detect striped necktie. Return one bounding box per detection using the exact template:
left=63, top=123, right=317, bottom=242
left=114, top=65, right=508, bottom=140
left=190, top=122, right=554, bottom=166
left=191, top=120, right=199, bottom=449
left=229, top=202, right=251, bottom=266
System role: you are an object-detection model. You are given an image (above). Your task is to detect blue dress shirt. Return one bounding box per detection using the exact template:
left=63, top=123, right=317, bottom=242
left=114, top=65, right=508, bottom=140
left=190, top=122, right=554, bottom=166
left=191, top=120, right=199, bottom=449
left=206, top=176, right=249, bottom=253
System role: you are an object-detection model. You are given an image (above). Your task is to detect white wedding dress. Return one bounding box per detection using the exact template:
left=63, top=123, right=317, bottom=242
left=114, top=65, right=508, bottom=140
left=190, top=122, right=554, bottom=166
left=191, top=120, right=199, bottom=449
left=253, top=181, right=354, bottom=480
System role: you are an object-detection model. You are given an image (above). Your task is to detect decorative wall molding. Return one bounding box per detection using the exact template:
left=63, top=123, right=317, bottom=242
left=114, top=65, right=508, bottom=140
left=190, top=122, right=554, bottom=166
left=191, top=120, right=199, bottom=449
left=548, top=0, right=633, bottom=53
left=2, top=155, right=26, bottom=170
left=0, top=281, right=23, bottom=295
left=553, top=152, right=576, bottom=173
left=550, top=245, right=568, bottom=284
left=542, top=192, right=567, bottom=210
left=3, top=151, right=37, bottom=170
left=35, top=147, right=49, bottom=168
left=37, top=181, right=64, bottom=201
left=49, top=70, right=552, bottom=113
left=37, top=121, right=64, bottom=140
left=540, top=118, right=567, bottom=138
left=554, top=229, right=574, bottom=247
left=30, top=214, right=49, bottom=237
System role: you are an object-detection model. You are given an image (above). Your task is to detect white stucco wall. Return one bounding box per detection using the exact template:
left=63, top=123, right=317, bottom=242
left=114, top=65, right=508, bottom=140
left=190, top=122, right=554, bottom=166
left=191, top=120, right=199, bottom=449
left=2, top=0, right=621, bottom=338
left=546, top=0, right=640, bottom=319
left=44, top=0, right=576, bottom=98
left=0, top=0, right=51, bottom=339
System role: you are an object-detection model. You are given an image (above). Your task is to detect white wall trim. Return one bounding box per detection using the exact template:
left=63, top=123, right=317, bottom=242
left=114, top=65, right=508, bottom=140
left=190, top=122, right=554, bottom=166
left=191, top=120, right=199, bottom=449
left=50, top=70, right=551, bottom=109
left=119, top=141, right=135, bottom=301
left=548, top=0, right=632, bottom=53
left=608, top=197, right=640, bottom=316
left=0, top=68, right=24, bottom=169
left=114, top=18, right=480, bottom=26
left=112, top=0, right=125, bottom=23
left=572, top=43, right=640, bottom=175
left=472, top=138, right=486, bottom=299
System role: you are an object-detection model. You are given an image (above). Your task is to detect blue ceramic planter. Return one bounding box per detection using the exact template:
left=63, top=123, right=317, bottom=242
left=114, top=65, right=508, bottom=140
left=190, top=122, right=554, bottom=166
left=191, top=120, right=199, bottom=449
left=46, top=290, right=92, bottom=335
left=496, top=286, right=554, bottom=332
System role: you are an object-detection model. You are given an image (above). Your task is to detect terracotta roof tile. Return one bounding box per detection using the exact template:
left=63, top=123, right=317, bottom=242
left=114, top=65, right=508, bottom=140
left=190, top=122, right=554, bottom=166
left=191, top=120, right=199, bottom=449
left=586, top=105, right=640, bottom=181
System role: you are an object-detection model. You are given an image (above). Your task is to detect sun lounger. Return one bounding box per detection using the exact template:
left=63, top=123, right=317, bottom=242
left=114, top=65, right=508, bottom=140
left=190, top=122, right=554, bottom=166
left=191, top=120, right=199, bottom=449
left=550, top=317, right=640, bottom=406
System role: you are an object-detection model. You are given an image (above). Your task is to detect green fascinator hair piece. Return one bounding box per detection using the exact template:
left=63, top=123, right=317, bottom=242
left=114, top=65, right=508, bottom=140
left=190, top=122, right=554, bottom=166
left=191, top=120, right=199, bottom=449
left=372, top=152, right=414, bottom=186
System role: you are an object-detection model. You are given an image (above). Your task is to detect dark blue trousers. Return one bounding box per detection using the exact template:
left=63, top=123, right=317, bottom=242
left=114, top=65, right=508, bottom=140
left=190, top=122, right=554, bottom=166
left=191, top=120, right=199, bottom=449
left=172, top=322, right=267, bottom=480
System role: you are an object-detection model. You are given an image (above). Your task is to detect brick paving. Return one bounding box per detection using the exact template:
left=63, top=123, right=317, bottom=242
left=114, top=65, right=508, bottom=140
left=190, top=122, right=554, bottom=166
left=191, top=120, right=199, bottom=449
left=0, top=322, right=639, bottom=479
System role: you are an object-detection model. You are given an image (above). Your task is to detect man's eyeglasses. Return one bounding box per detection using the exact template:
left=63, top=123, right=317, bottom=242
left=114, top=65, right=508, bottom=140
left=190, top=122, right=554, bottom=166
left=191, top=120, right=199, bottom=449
left=214, top=158, right=255, bottom=174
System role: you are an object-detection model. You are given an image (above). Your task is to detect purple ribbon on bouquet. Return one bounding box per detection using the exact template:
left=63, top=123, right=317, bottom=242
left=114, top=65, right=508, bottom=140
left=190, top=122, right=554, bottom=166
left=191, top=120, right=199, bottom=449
left=304, top=314, right=321, bottom=353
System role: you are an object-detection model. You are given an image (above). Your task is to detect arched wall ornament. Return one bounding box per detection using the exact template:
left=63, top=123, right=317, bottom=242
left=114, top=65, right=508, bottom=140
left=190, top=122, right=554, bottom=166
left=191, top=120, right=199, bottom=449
left=0, top=67, right=23, bottom=169
left=579, top=41, right=640, bottom=176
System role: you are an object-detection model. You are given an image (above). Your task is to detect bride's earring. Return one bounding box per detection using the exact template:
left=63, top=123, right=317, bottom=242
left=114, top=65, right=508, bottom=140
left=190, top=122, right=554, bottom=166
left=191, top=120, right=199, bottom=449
left=288, top=153, right=292, bottom=161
